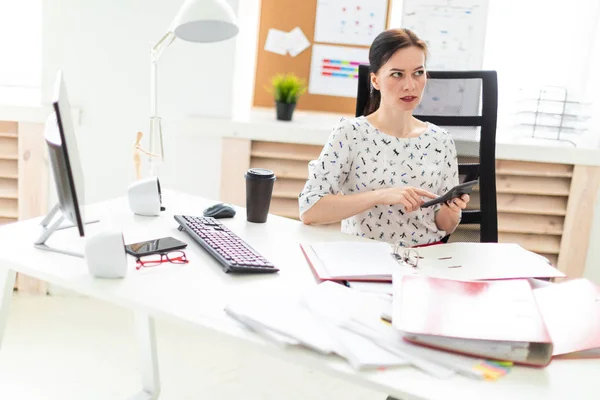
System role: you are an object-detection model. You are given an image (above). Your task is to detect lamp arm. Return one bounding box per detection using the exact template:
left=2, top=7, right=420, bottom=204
left=150, top=31, right=176, bottom=118
left=151, top=31, right=176, bottom=63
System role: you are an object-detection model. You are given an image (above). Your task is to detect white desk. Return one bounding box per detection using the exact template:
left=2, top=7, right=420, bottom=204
left=0, top=191, right=598, bottom=400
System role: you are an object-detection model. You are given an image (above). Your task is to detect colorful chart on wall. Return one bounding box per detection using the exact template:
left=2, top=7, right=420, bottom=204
left=308, top=44, right=369, bottom=98
left=314, top=0, right=388, bottom=46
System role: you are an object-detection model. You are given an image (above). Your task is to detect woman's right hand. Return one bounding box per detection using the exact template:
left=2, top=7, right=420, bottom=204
left=376, top=187, right=438, bottom=212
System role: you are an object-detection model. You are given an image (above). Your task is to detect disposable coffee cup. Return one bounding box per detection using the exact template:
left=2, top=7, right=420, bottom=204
left=245, top=168, right=276, bottom=223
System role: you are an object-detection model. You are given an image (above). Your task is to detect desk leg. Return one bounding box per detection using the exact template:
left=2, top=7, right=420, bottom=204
left=127, top=312, right=161, bottom=400
left=0, top=267, right=16, bottom=353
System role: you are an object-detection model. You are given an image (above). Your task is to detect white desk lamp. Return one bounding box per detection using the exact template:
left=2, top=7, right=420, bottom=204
left=148, top=0, right=239, bottom=175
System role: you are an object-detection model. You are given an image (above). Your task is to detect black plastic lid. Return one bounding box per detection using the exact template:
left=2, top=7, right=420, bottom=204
left=245, top=168, right=275, bottom=180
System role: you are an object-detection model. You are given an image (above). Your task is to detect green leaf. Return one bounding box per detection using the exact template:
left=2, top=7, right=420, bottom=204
left=267, top=73, right=307, bottom=104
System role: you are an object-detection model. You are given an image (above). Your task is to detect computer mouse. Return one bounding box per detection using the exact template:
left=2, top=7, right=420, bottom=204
left=203, top=203, right=236, bottom=219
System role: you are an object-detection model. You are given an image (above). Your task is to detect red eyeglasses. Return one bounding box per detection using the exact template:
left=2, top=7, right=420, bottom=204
left=135, top=251, right=189, bottom=270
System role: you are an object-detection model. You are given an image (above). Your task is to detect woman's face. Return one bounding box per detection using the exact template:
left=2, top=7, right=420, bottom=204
left=370, top=46, right=427, bottom=112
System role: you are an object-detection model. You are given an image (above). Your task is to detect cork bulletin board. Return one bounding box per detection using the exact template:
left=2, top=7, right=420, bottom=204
left=253, top=0, right=393, bottom=114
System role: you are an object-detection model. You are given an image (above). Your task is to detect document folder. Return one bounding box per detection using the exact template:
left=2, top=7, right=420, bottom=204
left=392, top=275, right=554, bottom=366
left=300, top=241, right=565, bottom=282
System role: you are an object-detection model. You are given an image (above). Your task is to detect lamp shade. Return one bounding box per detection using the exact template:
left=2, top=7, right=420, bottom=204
left=170, top=0, right=239, bottom=43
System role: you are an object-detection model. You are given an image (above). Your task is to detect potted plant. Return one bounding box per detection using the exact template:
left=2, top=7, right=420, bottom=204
left=270, top=73, right=307, bottom=121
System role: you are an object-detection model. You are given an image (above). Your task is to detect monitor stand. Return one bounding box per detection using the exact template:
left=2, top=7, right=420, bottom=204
left=33, top=204, right=100, bottom=258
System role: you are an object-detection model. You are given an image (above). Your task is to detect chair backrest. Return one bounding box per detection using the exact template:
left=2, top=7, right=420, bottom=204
left=356, top=65, right=499, bottom=243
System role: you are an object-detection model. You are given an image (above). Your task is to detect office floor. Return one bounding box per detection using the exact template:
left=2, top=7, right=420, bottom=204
left=0, top=293, right=386, bottom=400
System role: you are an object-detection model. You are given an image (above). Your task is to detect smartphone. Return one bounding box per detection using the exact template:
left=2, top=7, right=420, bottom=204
left=421, top=180, right=478, bottom=208
left=125, top=236, right=188, bottom=257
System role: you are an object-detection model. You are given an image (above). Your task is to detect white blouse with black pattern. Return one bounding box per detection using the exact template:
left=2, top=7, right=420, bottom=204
left=299, top=116, right=459, bottom=245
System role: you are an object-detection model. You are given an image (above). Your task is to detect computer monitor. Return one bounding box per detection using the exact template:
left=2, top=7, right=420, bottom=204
left=34, top=70, right=96, bottom=257
left=47, top=70, right=85, bottom=235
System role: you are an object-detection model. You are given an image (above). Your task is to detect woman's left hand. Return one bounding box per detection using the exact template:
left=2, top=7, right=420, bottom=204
left=443, top=194, right=470, bottom=214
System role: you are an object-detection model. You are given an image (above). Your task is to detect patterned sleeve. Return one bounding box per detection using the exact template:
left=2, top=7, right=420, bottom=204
left=298, top=118, right=354, bottom=217
left=435, top=131, right=460, bottom=212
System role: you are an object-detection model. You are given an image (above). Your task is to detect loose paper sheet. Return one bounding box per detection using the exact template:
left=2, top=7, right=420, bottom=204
left=264, top=27, right=311, bottom=57
left=287, top=27, right=311, bottom=57
left=264, top=28, right=288, bottom=56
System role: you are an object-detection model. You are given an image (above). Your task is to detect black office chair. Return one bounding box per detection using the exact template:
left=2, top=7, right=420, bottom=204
left=356, top=65, right=499, bottom=242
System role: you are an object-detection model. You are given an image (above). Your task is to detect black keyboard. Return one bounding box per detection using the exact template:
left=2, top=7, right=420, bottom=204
left=174, top=215, right=278, bottom=274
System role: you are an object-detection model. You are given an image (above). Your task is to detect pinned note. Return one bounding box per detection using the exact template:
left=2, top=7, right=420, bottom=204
left=264, top=27, right=311, bottom=57
left=264, top=28, right=288, bottom=56
left=287, top=27, right=311, bottom=57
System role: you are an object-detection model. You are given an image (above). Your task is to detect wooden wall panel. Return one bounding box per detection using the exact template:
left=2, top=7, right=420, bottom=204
left=251, top=141, right=321, bottom=161
left=16, top=122, right=48, bottom=295
left=220, top=138, right=252, bottom=207
left=557, top=165, right=600, bottom=278
left=496, top=160, right=573, bottom=178
left=250, top=157, right=308, bottom=180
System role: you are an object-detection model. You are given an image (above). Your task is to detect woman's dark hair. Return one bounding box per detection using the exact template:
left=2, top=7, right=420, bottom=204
left=364, top=28, right=428, bottom=115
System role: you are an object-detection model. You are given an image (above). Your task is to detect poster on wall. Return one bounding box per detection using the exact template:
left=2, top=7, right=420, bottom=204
left=401, top=0, right=489, bottom=70
left=402, top=0, right=489, bottom=139
left=314, top=0, right=388, bottom=46
left=308, top=44, right=369, bottom=98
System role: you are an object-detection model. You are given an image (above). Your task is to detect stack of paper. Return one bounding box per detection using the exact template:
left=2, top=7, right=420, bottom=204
left=225, top=294, right=335, bottom=354
left=225, top=284, right=408, bottom=371
left=225, top=281, right=516, bottom=379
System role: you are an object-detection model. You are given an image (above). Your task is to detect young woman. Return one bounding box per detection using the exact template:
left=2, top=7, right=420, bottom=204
left=299, top=28, right=470, bottom=246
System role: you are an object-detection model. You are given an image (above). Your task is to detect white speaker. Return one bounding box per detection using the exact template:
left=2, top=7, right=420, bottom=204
left=128, top=176, right=165, bottom=216
left=84, top=228, right=128, bottom=279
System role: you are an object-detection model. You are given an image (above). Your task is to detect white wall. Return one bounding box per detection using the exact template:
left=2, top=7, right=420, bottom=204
left=231, top=0, right=260, bottom=119
left=0, top=0, right=42, bottom=106
left=42, top=0, right=243, bottom=204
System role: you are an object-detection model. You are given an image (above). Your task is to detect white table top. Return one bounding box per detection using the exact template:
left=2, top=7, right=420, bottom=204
left=190, top=108, right=600, bottom=166
left=1, top=190, right=598, bottom=400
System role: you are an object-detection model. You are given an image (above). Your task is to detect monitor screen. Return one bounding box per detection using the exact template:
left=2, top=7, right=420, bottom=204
left=45, top=70, right=86, bottom=236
